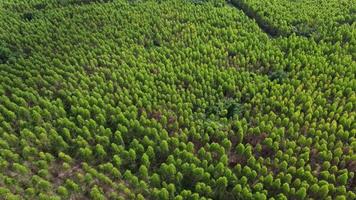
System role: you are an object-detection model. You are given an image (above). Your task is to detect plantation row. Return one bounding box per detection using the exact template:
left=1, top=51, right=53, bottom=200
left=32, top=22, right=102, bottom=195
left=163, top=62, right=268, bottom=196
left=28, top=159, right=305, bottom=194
left=229, top=0, right=356, bottom=42
left=0, top=0, right=355, bottom=199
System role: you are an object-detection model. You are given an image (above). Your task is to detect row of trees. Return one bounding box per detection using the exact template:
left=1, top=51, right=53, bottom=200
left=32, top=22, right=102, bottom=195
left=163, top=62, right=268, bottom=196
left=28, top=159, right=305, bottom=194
left=0, top=0, right=355, bottom=199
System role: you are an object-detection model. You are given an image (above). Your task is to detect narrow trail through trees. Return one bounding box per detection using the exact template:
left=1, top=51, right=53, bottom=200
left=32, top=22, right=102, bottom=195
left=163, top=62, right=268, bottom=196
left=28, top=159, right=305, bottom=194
left=227, top=0, right=286, bottom=38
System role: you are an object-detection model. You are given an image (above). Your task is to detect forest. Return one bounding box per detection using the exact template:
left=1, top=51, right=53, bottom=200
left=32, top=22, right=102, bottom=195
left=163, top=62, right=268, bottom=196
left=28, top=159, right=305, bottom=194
left=0, top=0, right=355, bottom=199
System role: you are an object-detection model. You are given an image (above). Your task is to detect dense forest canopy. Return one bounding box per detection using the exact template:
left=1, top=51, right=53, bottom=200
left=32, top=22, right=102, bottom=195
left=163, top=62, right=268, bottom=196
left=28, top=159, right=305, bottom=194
left=0, top=0, right=355, bottom=199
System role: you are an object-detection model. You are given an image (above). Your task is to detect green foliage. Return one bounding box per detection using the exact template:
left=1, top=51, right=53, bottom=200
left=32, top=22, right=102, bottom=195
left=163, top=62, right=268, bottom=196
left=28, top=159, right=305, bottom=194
left=337, top=173, right=349, bottom=185
left=0, top=45, right=11, bottom=64
left=22, top=12, right=34, bottom=21
left=295, top=187, right=307, bottom=200
left=269, top=69, right=287, bottom=83
left=230, top=0, right=355, bottom=43
left=206, top=99, right=243, bottom=119
left=0, top=0, right=354, bottom=199
left=90, top=185, right=106, bottom=200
